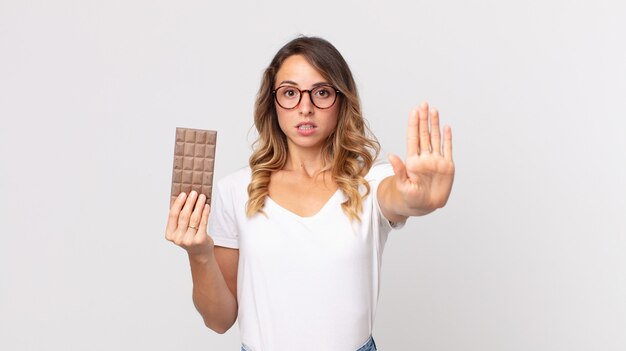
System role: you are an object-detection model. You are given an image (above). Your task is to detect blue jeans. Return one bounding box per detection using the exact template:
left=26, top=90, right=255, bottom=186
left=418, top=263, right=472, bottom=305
left=240, top=335, right=377, bottom=351
left=356, top=335, right=377, bottom=351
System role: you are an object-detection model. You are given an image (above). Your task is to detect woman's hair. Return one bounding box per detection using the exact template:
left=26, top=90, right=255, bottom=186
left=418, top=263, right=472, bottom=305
left=246, top=36, right=380, bottom=221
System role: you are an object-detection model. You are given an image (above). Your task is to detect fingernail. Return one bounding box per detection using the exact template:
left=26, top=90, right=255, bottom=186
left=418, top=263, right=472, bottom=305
left=191, top=190, right=196, bottom=196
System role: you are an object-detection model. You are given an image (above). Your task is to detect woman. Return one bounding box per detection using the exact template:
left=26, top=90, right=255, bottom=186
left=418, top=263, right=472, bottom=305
left=165, top=36, right=455, bottom=351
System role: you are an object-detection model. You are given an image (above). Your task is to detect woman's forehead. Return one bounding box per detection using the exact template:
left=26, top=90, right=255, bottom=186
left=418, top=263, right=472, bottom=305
left=275, top=55, right=328, bottom=86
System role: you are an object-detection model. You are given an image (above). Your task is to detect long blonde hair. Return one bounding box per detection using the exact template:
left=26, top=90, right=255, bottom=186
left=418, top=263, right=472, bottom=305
left=247, top=36, right=380, bottom=221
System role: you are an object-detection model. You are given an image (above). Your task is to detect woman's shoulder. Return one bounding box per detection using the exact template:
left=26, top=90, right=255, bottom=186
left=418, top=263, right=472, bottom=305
left=216, top=165, right=251, bottom=191
left=365, top=155, right=394, bottom=182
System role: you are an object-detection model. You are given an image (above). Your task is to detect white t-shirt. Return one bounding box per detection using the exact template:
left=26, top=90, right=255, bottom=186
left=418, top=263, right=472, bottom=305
left=208, top=161, right=404, bottom=351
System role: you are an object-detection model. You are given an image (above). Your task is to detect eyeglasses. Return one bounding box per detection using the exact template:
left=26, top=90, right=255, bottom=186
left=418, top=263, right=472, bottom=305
left=272, top=84, right=340, bottom=110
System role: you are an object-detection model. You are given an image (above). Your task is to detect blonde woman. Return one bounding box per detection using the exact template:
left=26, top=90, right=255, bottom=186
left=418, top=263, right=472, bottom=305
left=165, top=36, right=455, bottom=351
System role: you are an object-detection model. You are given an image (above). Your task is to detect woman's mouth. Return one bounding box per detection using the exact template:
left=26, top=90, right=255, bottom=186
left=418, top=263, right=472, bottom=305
left=296, top=123, right=317, bottom=135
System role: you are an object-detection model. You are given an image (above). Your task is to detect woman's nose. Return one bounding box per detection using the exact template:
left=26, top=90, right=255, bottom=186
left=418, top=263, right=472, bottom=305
left=298, top=91, right=314, bottom=115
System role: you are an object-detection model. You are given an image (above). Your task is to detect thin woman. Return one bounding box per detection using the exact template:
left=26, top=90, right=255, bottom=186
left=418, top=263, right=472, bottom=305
left=165, top=36, right=455, bottom=351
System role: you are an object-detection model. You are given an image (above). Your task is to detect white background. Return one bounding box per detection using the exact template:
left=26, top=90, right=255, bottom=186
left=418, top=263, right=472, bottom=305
left=1, top=0, right=625, bottom=350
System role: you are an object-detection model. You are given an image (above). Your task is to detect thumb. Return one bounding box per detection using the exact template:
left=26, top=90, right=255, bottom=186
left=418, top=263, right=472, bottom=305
left=388, top=154, right=408, bottom=183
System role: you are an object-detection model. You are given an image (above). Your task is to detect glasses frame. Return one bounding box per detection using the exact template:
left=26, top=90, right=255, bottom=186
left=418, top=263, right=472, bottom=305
left=272, top=84, right=340, bottom=110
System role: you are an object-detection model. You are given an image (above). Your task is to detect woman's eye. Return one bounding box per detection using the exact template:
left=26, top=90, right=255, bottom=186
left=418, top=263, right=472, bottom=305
left=315, top=89, right=329, bottom=98
left=283, top=89, right=297, bottom=98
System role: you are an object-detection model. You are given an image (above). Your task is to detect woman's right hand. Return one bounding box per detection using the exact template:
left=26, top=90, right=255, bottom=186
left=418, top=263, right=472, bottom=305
left=165, top=191, right=214, bottom=261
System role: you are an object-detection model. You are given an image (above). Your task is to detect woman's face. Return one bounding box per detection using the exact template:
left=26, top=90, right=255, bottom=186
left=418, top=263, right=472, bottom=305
left=273, top=54, right=339, bottom=153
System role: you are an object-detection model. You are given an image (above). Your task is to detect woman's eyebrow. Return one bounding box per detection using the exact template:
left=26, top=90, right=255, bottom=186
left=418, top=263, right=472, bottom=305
left=277, top=80, right=331, bottom=87
left=277, top=80, right=298, bottom=86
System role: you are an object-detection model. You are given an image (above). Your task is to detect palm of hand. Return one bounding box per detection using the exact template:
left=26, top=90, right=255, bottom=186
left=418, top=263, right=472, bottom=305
left=389, top=102, right=455, bottom=211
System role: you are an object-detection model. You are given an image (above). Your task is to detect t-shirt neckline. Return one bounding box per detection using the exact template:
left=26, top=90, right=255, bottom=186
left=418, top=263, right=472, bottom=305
left=265, top=189, right=342, bottom=220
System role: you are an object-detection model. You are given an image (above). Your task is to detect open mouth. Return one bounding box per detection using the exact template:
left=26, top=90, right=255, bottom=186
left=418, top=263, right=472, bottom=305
left=296, top=122, right=316, bottom=130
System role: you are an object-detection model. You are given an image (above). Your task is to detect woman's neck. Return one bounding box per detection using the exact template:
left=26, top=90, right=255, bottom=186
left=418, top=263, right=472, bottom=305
left=283, top=146, right=328, bottom=178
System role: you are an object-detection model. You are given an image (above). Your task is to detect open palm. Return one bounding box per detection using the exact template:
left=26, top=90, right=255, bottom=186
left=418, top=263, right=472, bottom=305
left=389, top=102, right=455, bottom=211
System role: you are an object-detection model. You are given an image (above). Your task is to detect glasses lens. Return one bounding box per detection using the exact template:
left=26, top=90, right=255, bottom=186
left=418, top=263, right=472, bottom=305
left=311, top=85, right=337, bottom=109
left=275, top=86, right=300, bottom=109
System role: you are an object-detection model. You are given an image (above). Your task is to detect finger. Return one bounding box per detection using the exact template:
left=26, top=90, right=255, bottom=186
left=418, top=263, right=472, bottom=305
left=178, top=190, right=198, bottom=230
left=388, top=154, right=408, bottom=183
left=189, top=193, right=206, bottom=229
left=182, top=195, right=207, bottom=245
left=178, top=193, right=205, bottom=245
left=430, top=108, right=442, bottom=156
left=196, top=204, right=211, bottom=239
left=166, top=192, right=187, bottom=240
left=418, top=102, right=431, bottom=154
left=443, top=125, right=453, bottom=161
left=179, top=226, right=196, bottom=247
left=406, top=108, right=419, bottom=157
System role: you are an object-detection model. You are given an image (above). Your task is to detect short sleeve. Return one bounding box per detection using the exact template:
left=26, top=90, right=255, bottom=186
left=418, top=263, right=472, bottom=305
left=208, top=178, right=240, bottom=249
left=366, top=160, right=407, bottom=233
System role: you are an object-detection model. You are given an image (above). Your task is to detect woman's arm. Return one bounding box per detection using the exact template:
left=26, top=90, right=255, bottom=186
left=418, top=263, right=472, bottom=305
left=378, top=102, right=455, bottom=223
left=188, top=247, right=239, bottom=334
left=166, top=191, right=238, bottom=334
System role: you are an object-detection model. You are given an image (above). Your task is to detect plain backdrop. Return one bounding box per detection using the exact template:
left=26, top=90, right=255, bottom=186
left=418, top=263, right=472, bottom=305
left=1, top=0, right=625, bottom=350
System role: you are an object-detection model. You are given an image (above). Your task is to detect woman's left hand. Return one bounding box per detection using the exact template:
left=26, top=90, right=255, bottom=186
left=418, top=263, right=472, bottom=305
left=388, top=102, right=455, bottom=214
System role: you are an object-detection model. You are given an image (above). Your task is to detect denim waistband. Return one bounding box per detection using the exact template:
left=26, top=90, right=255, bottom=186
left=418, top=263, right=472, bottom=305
left=356, top=334, right=377, bottom=351
left=240, top=335, right=377, bottom=351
